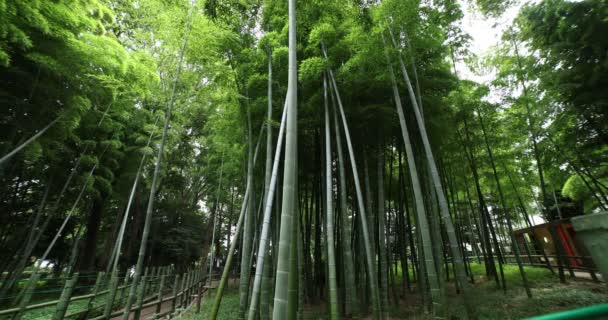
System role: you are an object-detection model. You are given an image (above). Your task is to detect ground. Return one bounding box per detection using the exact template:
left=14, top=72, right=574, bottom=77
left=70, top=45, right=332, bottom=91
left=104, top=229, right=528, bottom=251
left=183, top=264, right=608, bottom=319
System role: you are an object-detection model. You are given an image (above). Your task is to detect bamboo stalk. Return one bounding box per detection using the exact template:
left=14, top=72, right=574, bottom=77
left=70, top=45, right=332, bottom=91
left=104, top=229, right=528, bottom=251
left=51, top=272, right=79, bottom=320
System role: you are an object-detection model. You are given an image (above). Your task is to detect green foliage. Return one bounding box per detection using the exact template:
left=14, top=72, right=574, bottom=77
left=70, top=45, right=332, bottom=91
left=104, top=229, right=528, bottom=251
left=298, top=57, right=326, bottom=82
left=471, top=0, right=516, bottom=17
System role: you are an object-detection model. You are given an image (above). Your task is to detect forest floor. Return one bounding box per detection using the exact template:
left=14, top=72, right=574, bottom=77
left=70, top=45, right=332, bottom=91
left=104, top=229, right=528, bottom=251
left=181, top=264, right=608, bottom=319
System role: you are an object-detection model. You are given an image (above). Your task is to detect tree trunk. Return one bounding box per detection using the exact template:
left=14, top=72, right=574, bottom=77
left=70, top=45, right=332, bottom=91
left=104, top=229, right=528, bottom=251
left=79, top=198, right=104, bottom=272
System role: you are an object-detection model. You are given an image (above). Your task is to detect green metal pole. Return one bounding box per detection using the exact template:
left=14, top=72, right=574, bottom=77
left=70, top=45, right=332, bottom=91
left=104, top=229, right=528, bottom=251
left=525, top=304, right=608, bottom=320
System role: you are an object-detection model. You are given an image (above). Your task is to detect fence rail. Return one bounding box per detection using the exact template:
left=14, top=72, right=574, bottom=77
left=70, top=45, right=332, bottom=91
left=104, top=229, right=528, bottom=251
left=464, top=253, right=601, bottom=281
left=0, top=266, right=215, bottom=320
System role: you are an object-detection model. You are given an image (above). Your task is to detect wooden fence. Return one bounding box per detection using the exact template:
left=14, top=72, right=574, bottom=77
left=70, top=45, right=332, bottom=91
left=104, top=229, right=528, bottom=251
left=464, top=254, right=601, bottom=281
left=0, top=266, right=214, bottom=320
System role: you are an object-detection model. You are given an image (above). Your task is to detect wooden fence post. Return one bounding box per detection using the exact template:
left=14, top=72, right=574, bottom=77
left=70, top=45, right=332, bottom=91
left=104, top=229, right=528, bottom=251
left=51, top=272, right=79, bottom=320
left=170, top=274, right=180, bottom=314
left=154, top=274, right=166, bottom=316
left=183, top=271, right=191, bottom=307
left=148, top=267, right=157, bottom=295
left=196, top=270, right=203, bottom=313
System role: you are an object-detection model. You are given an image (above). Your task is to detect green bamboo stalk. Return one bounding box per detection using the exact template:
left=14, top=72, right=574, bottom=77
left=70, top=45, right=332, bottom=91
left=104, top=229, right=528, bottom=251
left=248, top=101, right=288, bottom=319
left=0, top=177, right=52, bottom=297
left=118, top=270, right=130, bottom=308
left=377, top=150, right=389, bottom=320
left=331, top=87, right=356, bottom=316
left=11, top=272, right=39, bottom=320
left=0, top=116, right=61, bottom=166
left=287, top=199, right=299, bottom=320
left=239, top=97, right=256, bottom=319
left=85, top=272, right=105, bottom=317
left=272, top=0, right=298, bottom=316
left=260, top=250, right=271, bottom=320
left=510, top=34, right=548, bottom=211
left=387, top=28, right=476, bottom=319
left=476, top=107, right=532, bottom=297
left=211, top=120, right=266, bottom=319
left=4, top=146, right=93, bottom=299
left=209, top=183, right=251, bottom=320
left=265, top=47, right=274, bottom=213
left=121, top=5, right=193, bottom=319
left=381, top=34, right=442, bottom=319
left=259, top=45, right=274, bottom=320
left=103, top=269, right=120, bottom=319
left=133, top=275, right=147, bottom=320
left=209, top=151, right=225, bottom=285
left=363, top=156, right=376, bottom=271
left=297, top=200, right=304, bottom=320
left=12, top=164, right=96, bottom=320
left=323, top=74, right=339, bottom=320
left=51, top=272, right=79, bottom=320
left=325, top=49, right=381, bottom=318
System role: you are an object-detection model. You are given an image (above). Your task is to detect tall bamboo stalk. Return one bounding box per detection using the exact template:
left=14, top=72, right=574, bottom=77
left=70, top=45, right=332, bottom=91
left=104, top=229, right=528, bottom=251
left=240, top=94, right=256, bottom=318
left=325, top=46, right=381, bottom=318
left=0, top=116, right=61, bottom=166
left=510, top=34, right=547, bottom=212
left=272, top=0, right=298, bottom=316
left=476, top=107, right=532, bottom=297
left=210, top=183, right=252, bottom=320
left=209, top=127, right=265, bottom=318
left=107, top=116, right=160, bottom=275
left=331, top=89, right=356, bottom=316
left=323, top=75, right=339, bottom=320
left=382, top=35, right=442, bottom=319
left=12, top=166, right=96, bottom=320
left=248, top=100, right=288, bottom=319
left=209, top=151, right=225, bottom=284
left=377, top=149, right=389, bottom=320
left=121, top=6, right=192, bottom=319
left=387, top=29, right=476, bottom=319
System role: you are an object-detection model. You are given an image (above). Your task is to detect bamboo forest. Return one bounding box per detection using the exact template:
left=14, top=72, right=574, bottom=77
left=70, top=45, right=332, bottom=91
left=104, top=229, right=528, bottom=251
left=1, top=0, right=608, bottom=319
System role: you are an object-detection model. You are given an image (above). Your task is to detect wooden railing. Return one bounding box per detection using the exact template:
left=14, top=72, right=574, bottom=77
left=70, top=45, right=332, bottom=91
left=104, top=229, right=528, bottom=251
left=464, top=253, right=601, bottom=281
left=0, top=266, right=214, bottom=320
